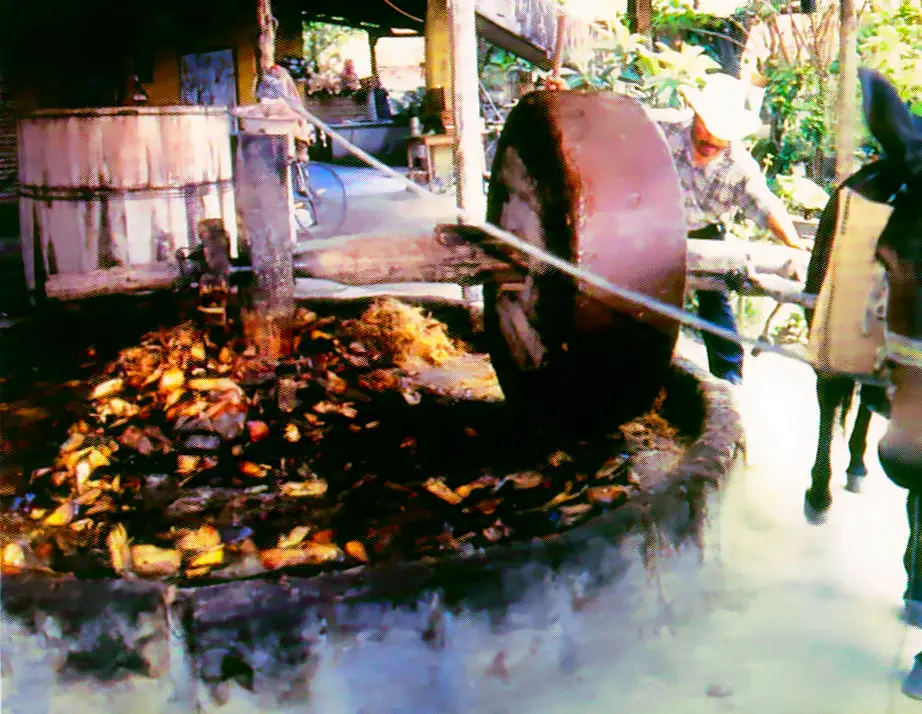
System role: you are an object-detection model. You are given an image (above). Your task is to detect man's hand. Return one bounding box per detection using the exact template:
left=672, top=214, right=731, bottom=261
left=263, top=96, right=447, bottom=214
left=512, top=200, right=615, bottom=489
left=541, top=76, right=569, bottom=92
left=767, top=212, right=811, bottom=252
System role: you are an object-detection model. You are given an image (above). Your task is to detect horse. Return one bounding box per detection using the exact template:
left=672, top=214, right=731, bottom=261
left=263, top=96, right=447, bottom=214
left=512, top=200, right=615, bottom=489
left=798, top=72, right=922, bottom=690
left=802, top=69, right=922, bottom=528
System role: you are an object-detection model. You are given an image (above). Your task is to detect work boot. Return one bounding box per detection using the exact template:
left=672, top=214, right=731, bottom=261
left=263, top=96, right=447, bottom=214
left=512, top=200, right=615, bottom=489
left=903, top=652, right=922, bottom=700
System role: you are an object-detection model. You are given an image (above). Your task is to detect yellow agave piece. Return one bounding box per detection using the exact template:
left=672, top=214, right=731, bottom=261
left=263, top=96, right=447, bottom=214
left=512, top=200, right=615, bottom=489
left=175, top=525, right=221, bottom=552
left=131, top=545, right=181, bottom=578
left=187, top=378, right=241, bottom=393
left=423, top=478, right=463, bottom=505
left=1, top=542, right=25, bottom=573
left=187, top=546, right=224, bottom=569
left=280, top=480, right=328, bottom=497
left=142, top=367, right=164, bottom=387
left=177, top=455, right=201, bottom=475
left=61, top=446, right=93, bottom=472
left=159, top=368, right=186, bottom=394
left=345, top=540, right=369, bottom=563
left=302, top=542, right=343, bottom=564
left=98, top=398, right=140, bottom=420
left=548, top=450, right=573, bottom=468
left=107, top=524, right=132, bottom=575
left=44, top=501, right=77, bottom=527
left=277, top=525, right=312, bottom=548
left=75, top=488, right=102, bottom=506
left=91, top=378, right=124, bottom=400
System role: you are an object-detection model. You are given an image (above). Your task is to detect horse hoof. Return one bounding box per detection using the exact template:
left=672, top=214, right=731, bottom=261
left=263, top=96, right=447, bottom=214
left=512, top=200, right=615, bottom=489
left=903, top=656, right=922, bottom=700
left=903, top=600, right=922, bottom=629
left=803, top=490, right=831, bottom=525
left=845, top=473, right=865, bottom=494
left=750, top=338, right=770, bottom=357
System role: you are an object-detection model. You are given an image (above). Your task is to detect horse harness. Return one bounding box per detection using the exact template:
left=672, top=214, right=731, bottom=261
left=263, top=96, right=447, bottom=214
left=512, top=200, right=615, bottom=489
left=872, top=179, right=922, bottom=374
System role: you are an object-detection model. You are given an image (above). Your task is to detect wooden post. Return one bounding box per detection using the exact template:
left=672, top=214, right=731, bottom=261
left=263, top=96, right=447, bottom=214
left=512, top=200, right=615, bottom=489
left=235, top=133, right=296, bottom=359
left=425, top=0, right=453, bottom=130
left=369, top=33, right=380, bottom=81
left=836, top=0, right=858, bottom=184
left=628, top=0, right=653, bottom=36
left=447, top=0, right=487, bottom=223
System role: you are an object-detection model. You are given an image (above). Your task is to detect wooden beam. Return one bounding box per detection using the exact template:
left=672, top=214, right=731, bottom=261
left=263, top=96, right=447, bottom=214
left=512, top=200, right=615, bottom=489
left=291, top=228, right=815, bottom=307
left=293, top=227, right=517, bottom=285
left=447, top=0, right=487, bottom=222
left=44, top=265, right=177, bottom=301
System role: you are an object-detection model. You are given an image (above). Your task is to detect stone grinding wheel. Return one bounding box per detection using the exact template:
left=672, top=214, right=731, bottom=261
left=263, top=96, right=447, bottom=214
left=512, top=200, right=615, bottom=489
left=483, top=89, right=688, bottom=425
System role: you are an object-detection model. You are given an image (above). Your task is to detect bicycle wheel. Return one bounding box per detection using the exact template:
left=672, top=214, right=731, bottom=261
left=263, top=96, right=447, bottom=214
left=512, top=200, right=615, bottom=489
left=293, top=162, right=348, bottom=241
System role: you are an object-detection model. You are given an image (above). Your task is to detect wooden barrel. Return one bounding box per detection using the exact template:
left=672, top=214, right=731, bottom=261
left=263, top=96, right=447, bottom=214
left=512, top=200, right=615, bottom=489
left=17, top=106, right=238, bottom=300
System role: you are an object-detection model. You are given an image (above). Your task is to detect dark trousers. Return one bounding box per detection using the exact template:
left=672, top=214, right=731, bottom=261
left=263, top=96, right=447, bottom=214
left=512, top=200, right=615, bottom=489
left=688, top=224, right=744, bottom=383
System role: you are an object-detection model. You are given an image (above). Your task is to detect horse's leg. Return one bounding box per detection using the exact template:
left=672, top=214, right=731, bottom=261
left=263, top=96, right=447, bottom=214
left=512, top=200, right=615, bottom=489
left=900, top=494, right=922, bottom=698
left=904, top=491, right=922, bottom=627
left=844, top=394, right=874, bottom=493
left=805, top=375, right=848, bottom=523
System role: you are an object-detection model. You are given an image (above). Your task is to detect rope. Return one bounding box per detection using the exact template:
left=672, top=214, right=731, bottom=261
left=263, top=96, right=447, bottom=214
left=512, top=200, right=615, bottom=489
left=271, top=92, right=822, bottom=370
left=382, top=0, right=424, bottom=24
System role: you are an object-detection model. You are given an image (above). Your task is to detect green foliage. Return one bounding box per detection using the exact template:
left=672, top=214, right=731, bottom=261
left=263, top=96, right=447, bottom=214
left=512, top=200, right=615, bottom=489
left=390, top=87, right=427, bottom=120
left=564, top=6, right=722, bottom=109
left=752, top=62, right=834, bottom=187
left=855, top=0, right=922, bottom=150
left=753, top=0, right=922, bottom=185
left=303, top=22, right=365, bottom=74
left=771, top=310, right=809, bottom=346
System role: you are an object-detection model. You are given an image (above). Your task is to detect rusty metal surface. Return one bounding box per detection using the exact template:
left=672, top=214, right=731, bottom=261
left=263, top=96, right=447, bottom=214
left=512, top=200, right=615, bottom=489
left=484, top=89, right=687, bottom=418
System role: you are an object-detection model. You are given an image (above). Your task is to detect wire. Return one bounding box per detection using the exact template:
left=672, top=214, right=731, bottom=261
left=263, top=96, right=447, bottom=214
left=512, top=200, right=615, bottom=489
left=383, top=0, right=424, bottom=24
left=273, top=91, right=821, bottom=371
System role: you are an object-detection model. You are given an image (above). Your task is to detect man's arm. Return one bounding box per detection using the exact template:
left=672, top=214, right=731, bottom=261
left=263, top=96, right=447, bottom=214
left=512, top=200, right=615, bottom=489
left=766, top=209, right=809, bottom=251
left=736, top=159, right=809, bottom=251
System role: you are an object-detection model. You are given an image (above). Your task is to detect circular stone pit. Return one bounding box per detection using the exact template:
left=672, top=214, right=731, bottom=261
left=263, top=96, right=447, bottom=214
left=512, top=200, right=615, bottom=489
left=0, top=294, right=744, bottom=712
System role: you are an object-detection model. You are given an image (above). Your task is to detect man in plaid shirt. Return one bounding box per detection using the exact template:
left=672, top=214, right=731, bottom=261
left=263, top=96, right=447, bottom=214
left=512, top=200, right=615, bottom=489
left=657, top=73, right=809, bottom=386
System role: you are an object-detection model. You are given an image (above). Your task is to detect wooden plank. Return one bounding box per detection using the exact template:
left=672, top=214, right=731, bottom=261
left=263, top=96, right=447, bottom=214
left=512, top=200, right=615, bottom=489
left=44, top=264, right=178, bottom=300
left=475, top=0, right=562, bottom=62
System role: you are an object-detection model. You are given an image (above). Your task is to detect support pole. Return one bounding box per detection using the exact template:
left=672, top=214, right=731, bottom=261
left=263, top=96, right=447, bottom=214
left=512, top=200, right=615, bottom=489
left=447, top=0, right=487, bottom=223
left=627, top=0, right=653, bottom=36
left=836, top=0, right=858, bottom=184
left=235, top=133, right=296, bottom=359
left=369, top=32, right=380, bottom=82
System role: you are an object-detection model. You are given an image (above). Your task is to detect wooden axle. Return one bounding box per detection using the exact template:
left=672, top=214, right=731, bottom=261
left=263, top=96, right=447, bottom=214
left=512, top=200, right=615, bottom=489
left=41, top=226, right=815, bottom=312
left=293, top=227, right=815, bottom=307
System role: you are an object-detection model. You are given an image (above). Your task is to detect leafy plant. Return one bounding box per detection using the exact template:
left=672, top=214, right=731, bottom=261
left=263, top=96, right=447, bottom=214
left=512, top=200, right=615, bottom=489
left=750, top=0, right=922, bottom=187
left=855, top=0, right=922, bottom=151
left=562, top=9, right=721, bottom=109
